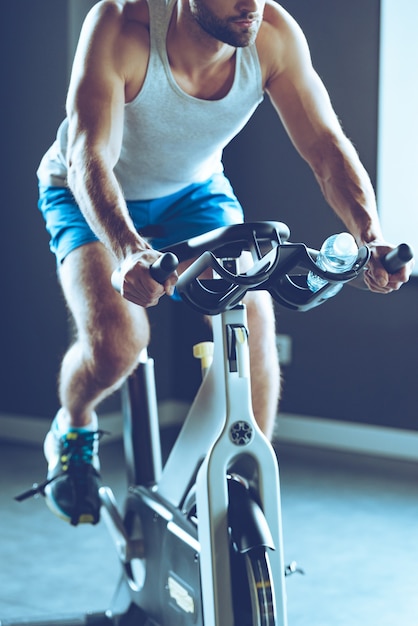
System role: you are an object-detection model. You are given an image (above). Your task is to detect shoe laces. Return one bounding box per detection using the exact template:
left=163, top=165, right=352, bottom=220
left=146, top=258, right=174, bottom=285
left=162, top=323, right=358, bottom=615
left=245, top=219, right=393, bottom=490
left=59, top=430, right=98, bottom=473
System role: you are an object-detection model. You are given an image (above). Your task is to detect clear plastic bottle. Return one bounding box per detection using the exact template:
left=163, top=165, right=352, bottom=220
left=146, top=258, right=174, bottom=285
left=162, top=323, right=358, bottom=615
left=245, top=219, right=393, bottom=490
left=307, top=232, right=358, bottom=298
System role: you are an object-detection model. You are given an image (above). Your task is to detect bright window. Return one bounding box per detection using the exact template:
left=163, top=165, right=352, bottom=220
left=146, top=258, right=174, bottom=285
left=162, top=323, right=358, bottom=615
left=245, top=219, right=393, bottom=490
left=378, top=0, right=418, bottom=274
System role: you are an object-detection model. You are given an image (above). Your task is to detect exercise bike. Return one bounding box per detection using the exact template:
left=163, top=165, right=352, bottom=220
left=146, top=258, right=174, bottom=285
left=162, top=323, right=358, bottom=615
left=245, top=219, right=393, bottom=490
left=14, top=221, right=411, bottom=626
left=98, top=221, right=411, bottom=626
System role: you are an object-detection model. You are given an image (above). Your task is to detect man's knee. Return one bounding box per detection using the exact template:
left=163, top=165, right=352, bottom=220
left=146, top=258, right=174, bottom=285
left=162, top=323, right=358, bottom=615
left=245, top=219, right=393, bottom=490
left=85, top=328, right=145, bottom=388
left=81, top=303, right=149, bottom=388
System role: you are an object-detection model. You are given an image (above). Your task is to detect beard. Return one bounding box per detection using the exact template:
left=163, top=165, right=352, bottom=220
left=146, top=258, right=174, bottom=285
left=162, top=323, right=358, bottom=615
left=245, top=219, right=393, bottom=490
left=191, top=2, right=261, bottom=47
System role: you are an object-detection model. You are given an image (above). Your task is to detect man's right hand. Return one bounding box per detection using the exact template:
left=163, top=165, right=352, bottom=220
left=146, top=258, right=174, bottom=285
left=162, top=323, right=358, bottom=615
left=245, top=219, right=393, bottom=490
left=118, top=249, right=178, bottom=307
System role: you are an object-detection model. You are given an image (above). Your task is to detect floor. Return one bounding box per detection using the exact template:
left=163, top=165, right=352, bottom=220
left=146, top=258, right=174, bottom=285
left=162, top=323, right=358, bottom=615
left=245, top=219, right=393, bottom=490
left=0, top=433, right=417, bottom=625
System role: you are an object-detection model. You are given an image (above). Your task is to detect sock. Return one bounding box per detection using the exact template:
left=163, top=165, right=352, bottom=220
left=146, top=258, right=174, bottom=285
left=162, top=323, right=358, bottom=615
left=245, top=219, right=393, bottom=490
left=56, top=408, right=98, bottom=434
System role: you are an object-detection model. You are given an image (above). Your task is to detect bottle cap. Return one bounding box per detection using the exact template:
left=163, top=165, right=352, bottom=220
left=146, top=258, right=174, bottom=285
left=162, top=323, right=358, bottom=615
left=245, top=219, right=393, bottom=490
left=334, top=233, right=358, bottom=257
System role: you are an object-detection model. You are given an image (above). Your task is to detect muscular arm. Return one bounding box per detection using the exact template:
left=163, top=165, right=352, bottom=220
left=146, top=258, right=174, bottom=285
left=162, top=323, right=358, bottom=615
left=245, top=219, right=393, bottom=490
left=259, top=3, right=412, bottom=290
left=65, top=1, right=175, bottom=304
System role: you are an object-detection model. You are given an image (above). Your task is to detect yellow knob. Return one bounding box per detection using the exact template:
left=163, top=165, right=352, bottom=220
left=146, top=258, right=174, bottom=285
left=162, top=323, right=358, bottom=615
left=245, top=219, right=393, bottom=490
left=193, top=341, right=214, bottom=370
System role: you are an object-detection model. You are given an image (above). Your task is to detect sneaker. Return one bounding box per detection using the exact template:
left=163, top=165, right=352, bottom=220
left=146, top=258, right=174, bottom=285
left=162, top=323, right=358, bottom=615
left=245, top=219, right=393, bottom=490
left=43, top=409, right=102, bottom=526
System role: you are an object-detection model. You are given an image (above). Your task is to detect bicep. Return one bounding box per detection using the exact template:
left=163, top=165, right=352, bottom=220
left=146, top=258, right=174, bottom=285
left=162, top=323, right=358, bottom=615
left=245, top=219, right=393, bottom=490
left=267, top=68, right=343, bottom=162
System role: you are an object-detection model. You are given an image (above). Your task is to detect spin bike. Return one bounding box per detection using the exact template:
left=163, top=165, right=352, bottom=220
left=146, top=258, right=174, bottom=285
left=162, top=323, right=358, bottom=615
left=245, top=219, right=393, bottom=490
left=12, top=221, right=411, bottom=626
left=97, top=220, right=411, bottom=626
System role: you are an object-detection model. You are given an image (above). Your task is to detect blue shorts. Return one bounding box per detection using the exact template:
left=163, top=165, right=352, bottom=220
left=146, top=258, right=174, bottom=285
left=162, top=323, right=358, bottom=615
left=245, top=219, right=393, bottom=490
left=38, top=173, right=244, bottom=264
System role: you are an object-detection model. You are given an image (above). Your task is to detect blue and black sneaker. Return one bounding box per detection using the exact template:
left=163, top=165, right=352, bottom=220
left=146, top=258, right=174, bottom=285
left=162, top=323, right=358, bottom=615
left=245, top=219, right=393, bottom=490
left=42, top=410, right=102, bottom=526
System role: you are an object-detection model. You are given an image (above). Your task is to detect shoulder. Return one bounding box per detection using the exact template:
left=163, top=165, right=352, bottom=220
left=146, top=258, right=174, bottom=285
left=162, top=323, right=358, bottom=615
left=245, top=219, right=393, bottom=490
left=86, top=0, right=150, bottom=27
left=81, top=0, right=150, bottom=49
left=74, top=0, right=151, bottom=99
left=256, top=1, right=312, bottom=88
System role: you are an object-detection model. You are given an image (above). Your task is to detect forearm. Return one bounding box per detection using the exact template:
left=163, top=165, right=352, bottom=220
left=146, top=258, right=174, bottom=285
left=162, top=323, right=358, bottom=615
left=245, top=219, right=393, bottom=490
left=67, top=148, right=175, bottom=306
left=67, top=150, right=148, bottom=262
left=311, top=133, right=384, bottom=246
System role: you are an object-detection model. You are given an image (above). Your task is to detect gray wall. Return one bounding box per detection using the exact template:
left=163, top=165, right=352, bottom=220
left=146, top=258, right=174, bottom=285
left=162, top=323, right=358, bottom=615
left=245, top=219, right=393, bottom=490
left=1, top=1, right=416, bottom=430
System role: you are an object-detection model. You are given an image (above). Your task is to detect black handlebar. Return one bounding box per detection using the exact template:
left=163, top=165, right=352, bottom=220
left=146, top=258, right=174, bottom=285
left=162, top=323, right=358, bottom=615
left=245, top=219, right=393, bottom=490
left=169, top=223, right=412, bottom=314
left=380, top=243, right=414, bottom=274
left=149, top=252, right=179, bottom=283
left=111, top=222, right=413, bottom=314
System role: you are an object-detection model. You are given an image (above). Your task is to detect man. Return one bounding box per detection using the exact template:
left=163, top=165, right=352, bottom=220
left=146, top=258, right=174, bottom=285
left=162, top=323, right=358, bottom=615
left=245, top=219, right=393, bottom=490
left=37, top=0, right=411, bottom=525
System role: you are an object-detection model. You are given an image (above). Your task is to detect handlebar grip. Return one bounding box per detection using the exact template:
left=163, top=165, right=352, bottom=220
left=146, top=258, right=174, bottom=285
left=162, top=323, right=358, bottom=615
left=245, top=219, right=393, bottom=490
left=381, top=243, right=413, bottom=274
left=111, top=252, right=179, bottom=293
left=149, top=252, right=179, bottom=283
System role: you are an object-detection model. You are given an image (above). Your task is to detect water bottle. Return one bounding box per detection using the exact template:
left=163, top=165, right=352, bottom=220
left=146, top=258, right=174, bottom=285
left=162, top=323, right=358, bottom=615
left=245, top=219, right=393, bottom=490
left=307, top=232, right=358, bottom=298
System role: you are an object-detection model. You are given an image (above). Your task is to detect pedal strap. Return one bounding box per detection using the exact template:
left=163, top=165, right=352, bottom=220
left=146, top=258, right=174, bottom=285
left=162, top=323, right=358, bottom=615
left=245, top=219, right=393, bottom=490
left=14, top=475, right=62, bottom=502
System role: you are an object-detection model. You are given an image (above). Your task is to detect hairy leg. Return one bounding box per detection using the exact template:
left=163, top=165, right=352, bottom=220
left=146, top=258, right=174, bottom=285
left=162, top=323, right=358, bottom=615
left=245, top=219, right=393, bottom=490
left=244, top=290, right=281, bottom=440
left=58, top=242, right=149, bottom=427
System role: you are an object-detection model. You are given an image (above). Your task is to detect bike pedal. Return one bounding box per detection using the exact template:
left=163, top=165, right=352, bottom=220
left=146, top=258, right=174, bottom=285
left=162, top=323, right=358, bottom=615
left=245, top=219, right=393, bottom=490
left=14, top=481, right=47, bottom=501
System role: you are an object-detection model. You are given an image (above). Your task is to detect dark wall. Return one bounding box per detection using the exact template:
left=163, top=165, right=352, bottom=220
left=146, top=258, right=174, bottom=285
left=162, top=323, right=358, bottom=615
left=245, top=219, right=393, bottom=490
left=1, top=2, right=70, bottom=418
left=223, top=0, right=418, bottom=431
left=1, top=1, right=417, bottom=430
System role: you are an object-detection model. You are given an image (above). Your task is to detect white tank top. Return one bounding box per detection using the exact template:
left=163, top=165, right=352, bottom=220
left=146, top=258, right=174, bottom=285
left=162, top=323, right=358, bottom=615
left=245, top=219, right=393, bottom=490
left=37, top=0, right=264, bottom=199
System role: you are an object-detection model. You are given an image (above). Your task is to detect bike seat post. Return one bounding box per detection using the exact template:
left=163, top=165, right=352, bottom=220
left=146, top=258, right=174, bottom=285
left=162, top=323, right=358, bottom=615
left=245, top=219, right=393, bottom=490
left=122, top=348, right=162, bottom=487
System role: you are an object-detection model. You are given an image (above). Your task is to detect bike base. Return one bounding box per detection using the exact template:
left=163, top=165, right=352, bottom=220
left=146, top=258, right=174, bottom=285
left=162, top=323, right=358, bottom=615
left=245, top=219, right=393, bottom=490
left=0, top=613, right=114, bottom=626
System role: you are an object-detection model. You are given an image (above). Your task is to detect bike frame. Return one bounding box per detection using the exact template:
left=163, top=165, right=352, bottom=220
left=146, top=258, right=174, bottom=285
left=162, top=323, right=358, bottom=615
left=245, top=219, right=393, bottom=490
left=157, top=303, right=287, bottom=624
